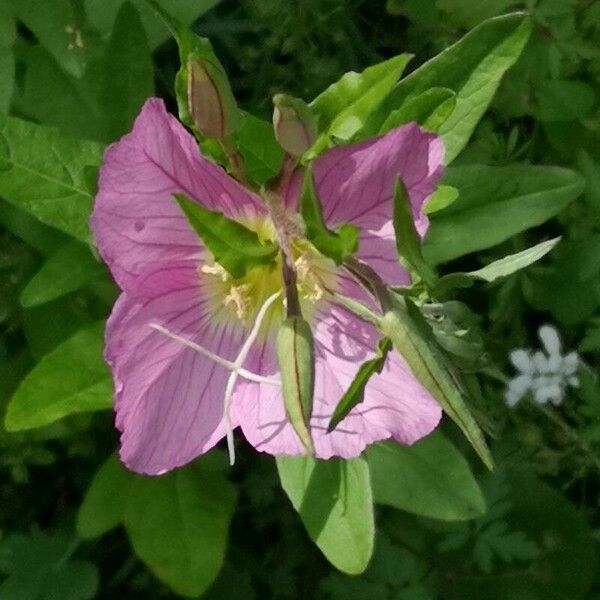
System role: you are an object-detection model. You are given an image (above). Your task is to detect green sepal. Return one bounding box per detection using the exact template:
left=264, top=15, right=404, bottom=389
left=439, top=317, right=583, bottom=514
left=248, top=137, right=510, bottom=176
left=174, top=193, right=277, bottom=278
left=299, top=167, right=359, bottom=265
left=379, top=295, right=493, bottom=469
left=327, top=337, right=392, bottom=433
left=276, top=316, right=316, bottom=455
left=393, top=178, right=437, bottom=288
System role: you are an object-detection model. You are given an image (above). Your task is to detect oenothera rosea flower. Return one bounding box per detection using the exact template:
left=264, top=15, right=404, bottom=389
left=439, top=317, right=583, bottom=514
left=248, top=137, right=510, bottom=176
left=91, top=98, right=445, bottom=475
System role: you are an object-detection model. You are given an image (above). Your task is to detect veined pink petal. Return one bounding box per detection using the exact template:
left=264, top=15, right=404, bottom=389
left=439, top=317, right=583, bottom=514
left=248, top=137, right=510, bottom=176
left=233, top=296, right=442, bottom=459
left=105, top=260, right=246, bottom=475
left=282, top=124, right=444, bottom=285
left=91, top=98, right=265, bottom=290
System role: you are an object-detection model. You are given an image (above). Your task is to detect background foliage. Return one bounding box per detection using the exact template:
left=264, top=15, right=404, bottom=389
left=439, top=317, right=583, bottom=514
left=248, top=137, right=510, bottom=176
left=0, top=0, right=599, bottom=598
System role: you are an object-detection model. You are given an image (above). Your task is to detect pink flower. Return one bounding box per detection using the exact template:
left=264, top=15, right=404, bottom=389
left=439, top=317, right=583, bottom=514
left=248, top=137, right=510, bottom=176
left=91, top=98, right=445, bottom=475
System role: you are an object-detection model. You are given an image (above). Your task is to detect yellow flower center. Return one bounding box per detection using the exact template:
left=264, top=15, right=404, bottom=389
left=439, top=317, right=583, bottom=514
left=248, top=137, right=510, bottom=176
left=199, top=216, right=338, bottom=333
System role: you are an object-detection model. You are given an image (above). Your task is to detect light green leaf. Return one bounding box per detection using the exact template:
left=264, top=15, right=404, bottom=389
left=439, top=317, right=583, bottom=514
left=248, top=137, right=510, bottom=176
left=14, top=0, right=88, bottom=78
left=372, top=13, right=532, bottom=163
left=124, top=463, right=237, bottom=597
left=379, top=87, right=456, bottom=134
left=393, top=179, right=437, bottom=287
left=424, top=164, right=584, bottom=265
left=99, top=2, right=154, bottom=140
left=299, top=168, right=359, bottom=265
left=85, top=0, right=220, bottom=49
left=175, top=193, right=278, bottom=278
left=307, top=54, right=411, bottom=158
left=367, top=433, right=486, bottom=521
left=20, top=241, right=105, bottom=308
left=237, top=112, right=284, bottom=186
left=468, top=237, right=561, bottom=282
left=422, top=185, right=459, bottom=215
left=277, top=456, right=374, bottom=575
left=328, top=337, right=392, bottom=433
left=380, top=297, right=492, bottom=469
left=77, top=454, right=132, bottom=540
left=5, top=322, right=112, bottom=432
left=0, top=116, right=104, bottom=243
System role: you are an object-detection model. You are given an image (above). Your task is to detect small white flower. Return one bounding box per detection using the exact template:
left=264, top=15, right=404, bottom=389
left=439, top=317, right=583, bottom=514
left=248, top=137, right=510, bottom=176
left=505, top=324, right=579, bottom=407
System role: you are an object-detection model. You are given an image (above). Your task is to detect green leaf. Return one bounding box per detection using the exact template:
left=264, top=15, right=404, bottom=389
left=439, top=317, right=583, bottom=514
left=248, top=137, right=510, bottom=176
left=175, top=193, right=278, bottom=278
left=14, top=0, right=88, bottom=78
left=379, top=87, right=456, bottom=134
left=367, top=433, right=486, bottom=521
left=379, top=297, right=492, bottom=469
left=5, top=322, right=112, bottom=432
left=423, top=164, right=584, bottom=265
left=372, top=13, right=532, bottom=163
left=328, top=337, right=392, bottom=433
left=236, top=112, right=284, bottom=186
left=277, top=456, right=374, bottom=575
left=434, top=237, right=561, bottom=295
left=77, top=454, right=132, bottom=540
left=99, top=2, right=154, bottom=140
left=85, top=0, right=220, bottom=49
left=124, top=463, right=237, bottom=598
left=393, top=179, right=437, bottom=287
left=0, top=46, right=14, bottom=114
left=0, top=532, right=98, bottom=600
left=299, top=168, right=359, bottom=265
left=277, top=317, right=316, bottom=455
left=536, top=80, right=596, bottom=122
left=0, top=116, right=104, bottom=243
left=15, top=46, right=103, bottom=142
left=422, top=185, right=459, bottom=215
left=20, top=241, right=105, bottom=308
left=307, top=54, right=411, bottom=157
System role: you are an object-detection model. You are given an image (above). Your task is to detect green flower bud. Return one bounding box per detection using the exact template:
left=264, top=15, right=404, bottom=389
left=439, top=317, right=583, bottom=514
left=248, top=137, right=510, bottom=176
left=276, top=316, right=316, bottom=455
left=187, top=55, right=239, bottom=139
left=272, top=94, right=317, bottom=157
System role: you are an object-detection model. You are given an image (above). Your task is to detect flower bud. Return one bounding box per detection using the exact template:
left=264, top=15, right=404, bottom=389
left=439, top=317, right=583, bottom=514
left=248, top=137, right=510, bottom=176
left=276, top=315, right=315, bottom=455
left=187, top=55, right=239, bottom=139
left=272, top=94, right=317, bottom=157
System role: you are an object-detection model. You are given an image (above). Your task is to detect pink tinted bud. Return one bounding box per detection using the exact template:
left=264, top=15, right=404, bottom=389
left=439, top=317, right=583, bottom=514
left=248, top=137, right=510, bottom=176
left=272, top=94, right=317, bottom=158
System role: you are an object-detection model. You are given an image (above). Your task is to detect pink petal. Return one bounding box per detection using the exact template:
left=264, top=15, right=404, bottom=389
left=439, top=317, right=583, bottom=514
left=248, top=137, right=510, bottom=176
left=91, top=98, right=266, bottom=290
left=106, top=261, right=246, bottom=475
left=233, top=299, right=442, bottom=459
left=282, top=124, right=444, bottom=285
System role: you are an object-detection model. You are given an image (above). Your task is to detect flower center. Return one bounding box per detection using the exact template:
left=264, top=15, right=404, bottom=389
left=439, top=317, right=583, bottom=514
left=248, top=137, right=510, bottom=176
left=199, top=216, right=338, bottom=332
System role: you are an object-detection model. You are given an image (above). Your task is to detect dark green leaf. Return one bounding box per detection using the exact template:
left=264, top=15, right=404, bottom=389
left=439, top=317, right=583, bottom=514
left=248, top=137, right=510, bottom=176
left=328, top=338, right=392, bottom=433
left=393, top=179, right=437, bottom=287
left=99, top=2, right=154, bottom=140
left=277, top=456, right=374, bottom=575
left=175, top=193, right=278, bottom=278
left=367, top=433, right=486, bottom=521
left=299, top=168, right=359, bottom=265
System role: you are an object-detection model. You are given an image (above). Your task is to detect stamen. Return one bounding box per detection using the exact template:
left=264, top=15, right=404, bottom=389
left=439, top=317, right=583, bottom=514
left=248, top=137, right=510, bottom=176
left=200, top=263, right=229, bottom=281
left=224, top=283, right=251, bottom=320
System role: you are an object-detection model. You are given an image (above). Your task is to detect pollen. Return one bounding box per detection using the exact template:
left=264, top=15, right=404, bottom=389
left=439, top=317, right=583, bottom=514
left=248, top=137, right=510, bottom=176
left=224, top=283, right=252, bottom=320
left=200, top=262, right=230, bottom=282
left=295, top=253, right=325, bottom=303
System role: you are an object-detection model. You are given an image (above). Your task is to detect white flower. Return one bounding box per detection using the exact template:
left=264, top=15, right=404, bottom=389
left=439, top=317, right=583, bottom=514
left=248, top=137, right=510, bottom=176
left=505, top=324, right=579, bottom=407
